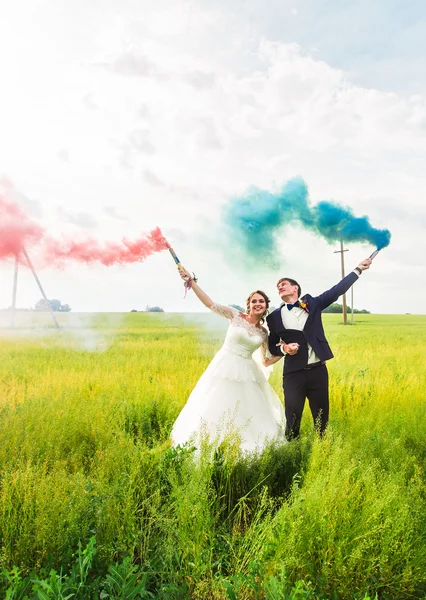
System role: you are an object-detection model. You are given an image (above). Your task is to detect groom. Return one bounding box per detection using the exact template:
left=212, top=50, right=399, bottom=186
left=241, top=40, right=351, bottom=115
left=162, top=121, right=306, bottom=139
left=266, top=257, right=372, bottom=440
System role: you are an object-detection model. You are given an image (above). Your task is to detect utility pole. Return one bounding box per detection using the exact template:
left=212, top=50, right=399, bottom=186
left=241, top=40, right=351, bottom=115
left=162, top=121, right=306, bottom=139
left=22, top=248, right=60, bottom=329
left=334, top=241, right=349, bottom=325
left=7, top=249, right=60, bottom=329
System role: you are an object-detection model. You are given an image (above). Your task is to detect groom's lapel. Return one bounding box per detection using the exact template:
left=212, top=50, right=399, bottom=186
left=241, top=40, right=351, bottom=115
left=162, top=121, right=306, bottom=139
left=279, top=305, right=286, bottom=330
left=272, top=307, right=286, bottom=332
left=302, top=295, right=314, bottom=327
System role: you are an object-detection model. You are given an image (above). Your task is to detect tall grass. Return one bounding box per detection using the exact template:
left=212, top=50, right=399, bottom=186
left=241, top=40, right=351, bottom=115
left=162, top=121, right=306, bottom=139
left=0, top=312, right=425, bottom=598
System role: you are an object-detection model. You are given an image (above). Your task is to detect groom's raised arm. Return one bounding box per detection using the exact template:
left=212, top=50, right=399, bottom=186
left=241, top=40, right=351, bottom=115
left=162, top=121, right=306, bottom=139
left=315, top=258, right=372, bottom=311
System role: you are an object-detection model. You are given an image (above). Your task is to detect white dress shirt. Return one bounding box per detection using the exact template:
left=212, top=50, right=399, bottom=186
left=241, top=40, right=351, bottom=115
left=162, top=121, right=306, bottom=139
left=279, top=304, right=320, bottom=364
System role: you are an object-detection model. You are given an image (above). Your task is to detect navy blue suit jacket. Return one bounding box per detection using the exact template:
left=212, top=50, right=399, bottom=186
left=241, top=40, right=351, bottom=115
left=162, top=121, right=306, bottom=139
left=266, top=271, right=359, bottom=374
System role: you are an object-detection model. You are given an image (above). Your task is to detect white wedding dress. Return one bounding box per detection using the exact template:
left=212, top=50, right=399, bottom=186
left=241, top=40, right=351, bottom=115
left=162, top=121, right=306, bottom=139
left=171, top=304, right=286, bottom=452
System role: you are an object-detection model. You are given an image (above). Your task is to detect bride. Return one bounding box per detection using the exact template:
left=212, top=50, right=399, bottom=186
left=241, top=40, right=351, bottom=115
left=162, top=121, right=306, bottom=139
left=171, top=267, right=286, bottom=452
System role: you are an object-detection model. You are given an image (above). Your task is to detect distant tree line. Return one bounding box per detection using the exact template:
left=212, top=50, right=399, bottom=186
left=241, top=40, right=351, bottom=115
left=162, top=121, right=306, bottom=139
left=129, top=303, right=369, bottom=315
left=131, top=306, right=165, bottom=313
left=35, top=299, right=71, bottom=312
left=323, top=303, right=370, bottom=314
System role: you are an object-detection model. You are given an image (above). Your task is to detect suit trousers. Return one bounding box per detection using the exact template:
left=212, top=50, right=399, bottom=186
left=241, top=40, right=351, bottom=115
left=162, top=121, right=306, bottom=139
left=283, top=364, right=329, bottom=439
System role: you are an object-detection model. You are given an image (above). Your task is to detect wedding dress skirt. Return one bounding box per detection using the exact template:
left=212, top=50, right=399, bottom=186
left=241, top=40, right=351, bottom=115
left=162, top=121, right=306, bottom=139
left=171, top=305, right=286, bottom=452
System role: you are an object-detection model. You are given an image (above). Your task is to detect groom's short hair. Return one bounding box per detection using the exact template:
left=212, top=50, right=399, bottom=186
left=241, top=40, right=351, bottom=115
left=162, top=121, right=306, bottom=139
left=277, top=277, right=301, bottom=298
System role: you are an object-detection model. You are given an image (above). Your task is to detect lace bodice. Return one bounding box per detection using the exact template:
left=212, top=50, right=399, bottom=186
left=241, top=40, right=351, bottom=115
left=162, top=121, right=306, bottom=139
left=210, top=303, right=268, bottom=359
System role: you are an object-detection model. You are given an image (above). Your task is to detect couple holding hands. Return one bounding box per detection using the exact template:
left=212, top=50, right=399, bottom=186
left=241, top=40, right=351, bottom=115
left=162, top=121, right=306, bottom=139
left=171, top=257, right=372, bottom=452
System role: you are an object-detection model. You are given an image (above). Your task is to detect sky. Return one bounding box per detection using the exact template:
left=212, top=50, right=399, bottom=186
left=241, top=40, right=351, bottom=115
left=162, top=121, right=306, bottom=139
left=0, top=0, right=425, bottom=315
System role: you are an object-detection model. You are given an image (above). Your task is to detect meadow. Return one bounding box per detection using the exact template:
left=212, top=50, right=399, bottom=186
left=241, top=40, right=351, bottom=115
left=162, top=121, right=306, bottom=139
left=0, top=311, right=425, bottom=599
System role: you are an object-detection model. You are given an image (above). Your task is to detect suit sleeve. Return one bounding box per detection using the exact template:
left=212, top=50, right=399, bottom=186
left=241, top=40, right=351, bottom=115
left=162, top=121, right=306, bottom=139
left=315, top=271, right=359, bottom=311
left=266, top=315, right=283, bottom=357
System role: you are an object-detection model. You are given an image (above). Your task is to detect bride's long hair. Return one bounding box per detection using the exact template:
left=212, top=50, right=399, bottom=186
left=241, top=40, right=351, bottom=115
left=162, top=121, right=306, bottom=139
left=245, top=290, right=270, bottom=324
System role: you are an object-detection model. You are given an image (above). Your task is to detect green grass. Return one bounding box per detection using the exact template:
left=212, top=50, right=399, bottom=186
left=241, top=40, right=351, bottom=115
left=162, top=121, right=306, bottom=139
left=0, top=312, right=425, bottom=599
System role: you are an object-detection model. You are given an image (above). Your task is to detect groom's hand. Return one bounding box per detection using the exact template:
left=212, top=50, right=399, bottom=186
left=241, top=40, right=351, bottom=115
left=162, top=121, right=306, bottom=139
left=357, top=258, right=372, bottom=271
left=277, top=342, right=300, bottom=355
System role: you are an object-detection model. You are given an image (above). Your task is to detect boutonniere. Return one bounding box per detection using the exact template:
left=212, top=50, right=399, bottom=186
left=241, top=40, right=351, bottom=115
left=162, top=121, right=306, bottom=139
left=299, top=298, right=309, bottom=313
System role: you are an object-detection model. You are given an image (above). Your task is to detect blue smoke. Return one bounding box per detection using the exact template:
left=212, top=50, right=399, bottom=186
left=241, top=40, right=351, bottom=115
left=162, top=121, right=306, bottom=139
left=223, top=177, right=391, bottom=260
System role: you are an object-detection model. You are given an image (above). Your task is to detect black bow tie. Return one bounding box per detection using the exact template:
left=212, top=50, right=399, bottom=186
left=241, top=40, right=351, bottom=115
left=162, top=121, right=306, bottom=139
left=286, top=301, right=300, bottom=311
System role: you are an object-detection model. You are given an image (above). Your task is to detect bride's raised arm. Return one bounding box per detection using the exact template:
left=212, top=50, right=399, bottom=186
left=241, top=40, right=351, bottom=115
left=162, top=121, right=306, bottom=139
left=178, top=265, right=213, bottom=308
left=177, top=266, right=237, bottom=319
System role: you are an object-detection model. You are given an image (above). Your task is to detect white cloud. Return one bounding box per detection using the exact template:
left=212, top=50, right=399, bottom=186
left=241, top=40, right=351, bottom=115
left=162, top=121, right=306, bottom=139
left=143, top=169, right=165, bottom=187
left=57, top=149, right=70, bottom=162
left=103, top=205, right=130, bottom=221
left=107, top=50, right=167, bottom=79
left=57, top=207, right=98, bottom=229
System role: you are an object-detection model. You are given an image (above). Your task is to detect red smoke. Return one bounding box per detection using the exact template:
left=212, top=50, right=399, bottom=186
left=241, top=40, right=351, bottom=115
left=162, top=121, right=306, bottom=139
left=0, top=193, right=169, bottom=266
left=44, top=227, right=169, bottom=266
left=0, top=195, right=44, bottom=259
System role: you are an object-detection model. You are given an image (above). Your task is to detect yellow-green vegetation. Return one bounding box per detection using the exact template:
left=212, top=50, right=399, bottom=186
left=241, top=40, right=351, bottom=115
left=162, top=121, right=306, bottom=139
left=0, top=312, right=425, bottom=599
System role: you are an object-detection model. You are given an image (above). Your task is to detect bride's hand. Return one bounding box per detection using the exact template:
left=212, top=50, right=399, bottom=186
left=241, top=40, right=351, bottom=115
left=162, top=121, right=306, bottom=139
left=178, top=265, right=192, bottom=282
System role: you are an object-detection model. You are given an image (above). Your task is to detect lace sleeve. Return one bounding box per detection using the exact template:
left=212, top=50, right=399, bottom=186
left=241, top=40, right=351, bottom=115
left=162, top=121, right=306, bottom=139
left=260, top=339, right=273, bottom=362
left=210, top=303, right=240, bottom=320
left=253, top=339, right=274, bottom=380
